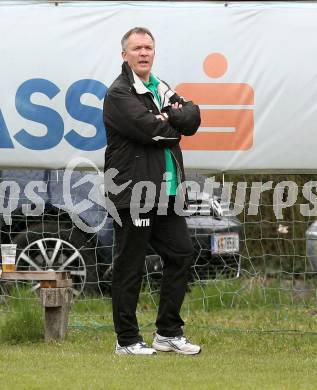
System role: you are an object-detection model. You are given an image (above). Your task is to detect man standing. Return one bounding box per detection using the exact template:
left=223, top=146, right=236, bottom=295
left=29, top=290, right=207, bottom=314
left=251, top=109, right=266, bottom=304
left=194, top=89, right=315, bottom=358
left=103, top=27, right=201, bottom=355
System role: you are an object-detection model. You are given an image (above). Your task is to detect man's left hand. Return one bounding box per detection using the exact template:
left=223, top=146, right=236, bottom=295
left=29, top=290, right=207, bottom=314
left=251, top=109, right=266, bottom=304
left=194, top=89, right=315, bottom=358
left=171, top=102, right=183, bottom=109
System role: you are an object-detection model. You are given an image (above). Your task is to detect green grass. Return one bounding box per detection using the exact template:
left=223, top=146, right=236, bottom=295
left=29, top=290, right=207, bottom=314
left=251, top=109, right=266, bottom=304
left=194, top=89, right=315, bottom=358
left=0, top=287, right=43, bottom=343
left=0, top=310, right=317, bottom=390
left=1, top=281, right=317, bottom=389
left=182, top=277, right=317, bottom=311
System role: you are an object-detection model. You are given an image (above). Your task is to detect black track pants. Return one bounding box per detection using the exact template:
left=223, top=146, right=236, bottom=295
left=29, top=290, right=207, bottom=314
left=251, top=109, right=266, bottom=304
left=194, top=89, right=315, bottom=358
left=112, top=202, right=194, bottom=347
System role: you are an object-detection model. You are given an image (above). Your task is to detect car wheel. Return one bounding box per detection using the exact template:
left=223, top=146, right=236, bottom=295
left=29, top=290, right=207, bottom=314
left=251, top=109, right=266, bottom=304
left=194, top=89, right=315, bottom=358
left=11, top=222, right=99, bottom=296
left=143, top=254, right=163, bottom=290
left=192, top=254, right=241, bottom=281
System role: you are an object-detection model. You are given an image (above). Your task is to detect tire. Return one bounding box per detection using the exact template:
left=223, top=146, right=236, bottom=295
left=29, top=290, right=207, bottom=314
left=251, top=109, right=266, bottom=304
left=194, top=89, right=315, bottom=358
left=143, top=253, right=164, bottom=291
left=192, top=254, right=241, bottom=281
left=11, top=221, right=101, bottom=296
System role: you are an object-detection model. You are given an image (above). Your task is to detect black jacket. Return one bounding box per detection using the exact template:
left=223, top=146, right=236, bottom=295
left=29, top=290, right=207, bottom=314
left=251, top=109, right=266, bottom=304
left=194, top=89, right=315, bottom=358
left=103, top=62, right=201, bottom=209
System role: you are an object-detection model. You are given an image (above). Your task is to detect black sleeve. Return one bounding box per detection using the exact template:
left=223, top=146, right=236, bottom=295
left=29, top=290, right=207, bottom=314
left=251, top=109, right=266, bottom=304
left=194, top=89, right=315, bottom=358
left=162, top=93, right=201, bottom=136
left=103, top=86, right=181, bottom=147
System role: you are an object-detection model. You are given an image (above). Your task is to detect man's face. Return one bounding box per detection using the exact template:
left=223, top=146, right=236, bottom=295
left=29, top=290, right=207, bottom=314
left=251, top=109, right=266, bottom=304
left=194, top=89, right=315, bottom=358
left=122, top=33, right=155, bottom=82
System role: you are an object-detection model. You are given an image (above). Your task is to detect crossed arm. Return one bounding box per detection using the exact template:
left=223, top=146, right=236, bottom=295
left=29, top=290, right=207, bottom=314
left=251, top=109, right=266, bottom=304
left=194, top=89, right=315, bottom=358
left=103, top=86, right=201, bottom=147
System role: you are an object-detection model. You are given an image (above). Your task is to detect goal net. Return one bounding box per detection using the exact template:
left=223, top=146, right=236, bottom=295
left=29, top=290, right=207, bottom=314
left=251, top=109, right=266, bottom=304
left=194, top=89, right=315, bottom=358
left=1, top=169, right=317, bottom=327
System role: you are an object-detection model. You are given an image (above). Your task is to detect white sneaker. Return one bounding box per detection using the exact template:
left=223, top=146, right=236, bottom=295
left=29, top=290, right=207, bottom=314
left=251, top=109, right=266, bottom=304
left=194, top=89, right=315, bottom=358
left=152, top=333, right=201, bottom=355
left=115, top=341, right=157, bottom=355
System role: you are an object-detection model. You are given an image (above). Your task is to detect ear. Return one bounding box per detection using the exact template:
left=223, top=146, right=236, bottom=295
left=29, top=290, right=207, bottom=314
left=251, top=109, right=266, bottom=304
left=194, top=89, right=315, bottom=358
left=122, top=51, right=127, bottom=62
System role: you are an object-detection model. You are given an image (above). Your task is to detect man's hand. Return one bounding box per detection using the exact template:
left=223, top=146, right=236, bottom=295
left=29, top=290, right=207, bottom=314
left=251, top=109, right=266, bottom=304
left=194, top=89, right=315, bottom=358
left=160, top=98, right=200, bottom=136
left=156, top=103, right=182, bottom=121
left=155, top=113, right=169, bottom=121
left=171, top=102, right=183, bottom=109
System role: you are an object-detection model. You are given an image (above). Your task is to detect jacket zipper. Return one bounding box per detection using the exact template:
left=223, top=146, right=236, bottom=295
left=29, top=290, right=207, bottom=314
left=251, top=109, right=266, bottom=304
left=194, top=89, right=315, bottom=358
left=170, top=150, right=188, bottom=208
left=146, top=87, right=187, bottom=207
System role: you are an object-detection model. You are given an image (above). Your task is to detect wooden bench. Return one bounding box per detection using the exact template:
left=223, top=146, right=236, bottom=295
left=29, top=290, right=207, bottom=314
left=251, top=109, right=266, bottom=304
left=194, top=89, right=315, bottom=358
left=1, top=271, right=73, bottom=342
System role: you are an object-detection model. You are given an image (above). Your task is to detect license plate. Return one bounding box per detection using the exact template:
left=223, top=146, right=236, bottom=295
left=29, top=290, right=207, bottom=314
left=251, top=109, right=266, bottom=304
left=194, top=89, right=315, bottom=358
left=211, top=233, right=239, bottom=254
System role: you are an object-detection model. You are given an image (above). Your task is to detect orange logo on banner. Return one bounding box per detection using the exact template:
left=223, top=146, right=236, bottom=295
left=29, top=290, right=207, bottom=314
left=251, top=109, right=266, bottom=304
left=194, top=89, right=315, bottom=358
left=176, top=53, right=254, bottom=150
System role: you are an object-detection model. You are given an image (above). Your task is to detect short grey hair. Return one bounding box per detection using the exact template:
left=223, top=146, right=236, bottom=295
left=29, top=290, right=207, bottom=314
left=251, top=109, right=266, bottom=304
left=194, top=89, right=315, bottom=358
left=121, top=27, right=155, bottom=51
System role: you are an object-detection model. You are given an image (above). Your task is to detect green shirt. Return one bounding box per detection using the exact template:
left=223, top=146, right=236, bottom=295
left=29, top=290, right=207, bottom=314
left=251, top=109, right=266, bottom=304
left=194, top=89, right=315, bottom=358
left=143, top=74, right=178, bottom=196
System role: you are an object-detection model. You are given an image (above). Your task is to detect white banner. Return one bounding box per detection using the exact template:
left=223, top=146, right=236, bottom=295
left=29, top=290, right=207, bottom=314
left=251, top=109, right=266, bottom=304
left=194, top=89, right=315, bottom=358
left=1, top=1, right=317, bottom=172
